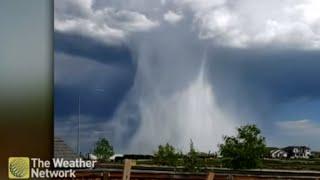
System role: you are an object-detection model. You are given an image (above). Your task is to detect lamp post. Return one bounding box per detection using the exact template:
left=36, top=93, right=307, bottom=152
left=76, top=88, right=104, bottom=155
left=77, top=95, right=81, bottom=155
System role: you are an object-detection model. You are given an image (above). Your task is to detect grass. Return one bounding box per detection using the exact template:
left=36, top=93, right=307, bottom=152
left=135, top=158, right=320, bottom=171
left=262, top=158, right=320, bottom=171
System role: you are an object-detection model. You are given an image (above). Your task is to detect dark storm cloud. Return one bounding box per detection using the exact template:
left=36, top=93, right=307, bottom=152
left=54, top=27, right=136, bottom=120
left=54, top=25, right=137, bottom=153
left=205, top=47, right=320, bottom=128
left=54, top=40, right=135, bottom=120
left=208, top=48, right=320, bottom=104
left=54, top=83, right=130, bottom=119
left=55, top=31, right=133, bottom=67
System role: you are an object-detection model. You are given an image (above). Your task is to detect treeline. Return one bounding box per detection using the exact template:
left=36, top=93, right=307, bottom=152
left=153, top=124, right=266, bottom=171
left=153, top=140, right=207, bottom=172
left=92, top=124, right=267, bottom=171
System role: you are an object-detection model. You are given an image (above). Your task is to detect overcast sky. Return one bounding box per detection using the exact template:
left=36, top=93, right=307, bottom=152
left=54, top=0, right=320, bottom=154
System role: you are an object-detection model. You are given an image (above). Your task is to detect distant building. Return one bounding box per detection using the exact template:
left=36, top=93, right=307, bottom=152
left=87, top=153, right=98, bottom=160
left=283, top=146, right=311, bottom=159
left=109, top=154, right=154, bottom=162
left=270, top=149, right=288, bottom=159
left=109, top=154, right=124, bottom=162
left=266, top=146, right=312, bottom=159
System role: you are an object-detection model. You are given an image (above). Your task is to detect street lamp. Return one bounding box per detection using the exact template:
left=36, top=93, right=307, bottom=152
left=77, top=95, right=81, bottom=155
left=76, top=88, right=105, bottom=156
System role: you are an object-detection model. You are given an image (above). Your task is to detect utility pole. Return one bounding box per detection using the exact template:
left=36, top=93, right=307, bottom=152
left=77, top=95, right=81, bottom=155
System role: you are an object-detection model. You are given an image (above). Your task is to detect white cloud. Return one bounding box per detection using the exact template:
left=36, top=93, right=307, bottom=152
left=55, top=1, right=159, bottom=45
left=163, top=11, right=183, bottom=24
left=182, top=0, right=320, bottom=49
left=55, top=0, right=320, bottom=48
left=54, top=18, right=125, bottom=45
left=54, top=0, right=93, bottom=18
left=276, top=119, right=320, bottom=136
left=174, top=0, right=227, bottom=12
left=99, top=9, right=159, bottom=32
left=292, top=0, right=320, bottom=24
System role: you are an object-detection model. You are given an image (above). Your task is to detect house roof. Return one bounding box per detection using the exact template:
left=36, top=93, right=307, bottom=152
left=54, top=137, right=80, bottom=160
left=283, top=146, right=310, bottom=150
left=271, top=149, right=287, bottom=154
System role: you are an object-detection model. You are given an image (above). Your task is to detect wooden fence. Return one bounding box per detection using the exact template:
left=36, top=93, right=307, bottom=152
left=72, top=170, right=320, bottom=180
left=58, top=161, right=320, bottom=180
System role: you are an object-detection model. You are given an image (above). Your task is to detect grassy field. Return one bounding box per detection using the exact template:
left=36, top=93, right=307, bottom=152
left=262, top=158, right=320, bottom=171
left=136, top=158, right=320, bottom=171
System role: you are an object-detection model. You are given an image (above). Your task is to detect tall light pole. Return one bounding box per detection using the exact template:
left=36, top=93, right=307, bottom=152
left=77, top=95, right=81, bottom=155
left=76, top=88, right=104, bottom=156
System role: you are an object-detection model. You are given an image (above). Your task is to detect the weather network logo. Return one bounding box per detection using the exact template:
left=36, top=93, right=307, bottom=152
left=8, top=157, right=30, bottom=179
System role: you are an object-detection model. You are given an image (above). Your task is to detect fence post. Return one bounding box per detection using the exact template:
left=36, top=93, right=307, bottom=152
left=122, top=159, right=134, bottom=180
left=207, top=172, right=215, bottom=180
left=103, top=172, right=109, bottom=180
left=228, top=174, right=233, bottom=180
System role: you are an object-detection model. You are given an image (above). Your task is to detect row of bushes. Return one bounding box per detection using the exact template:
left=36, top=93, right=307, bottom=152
left=153, top=140, right=207, bottom=172
left=153, top=125, right=267, bottom=171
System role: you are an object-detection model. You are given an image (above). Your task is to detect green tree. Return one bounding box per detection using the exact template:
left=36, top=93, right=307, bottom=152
left=219, top=124, right=267, bottom=169
left=93, top=138, right=114, bottom=162
left=183, top=140, right=204, bottom=172
left=154, top=143, right=179, bottom=166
